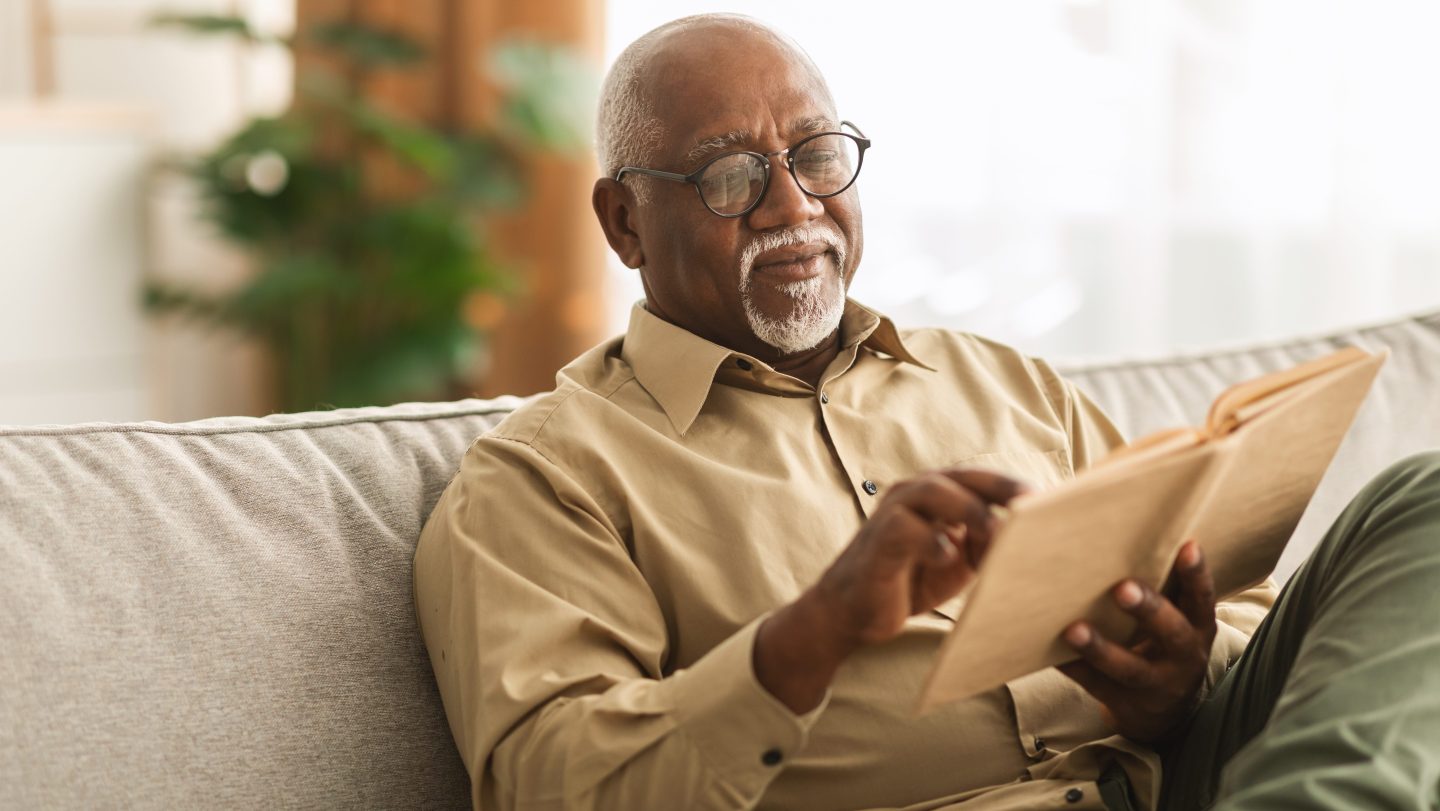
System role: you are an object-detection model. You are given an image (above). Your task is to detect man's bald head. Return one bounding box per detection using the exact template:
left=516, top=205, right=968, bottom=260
left=595, top=14, right=836, bottom=203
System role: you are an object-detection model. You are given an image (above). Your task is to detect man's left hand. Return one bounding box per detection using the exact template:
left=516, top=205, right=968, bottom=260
left=1058, top=540, right=1218, bottom=745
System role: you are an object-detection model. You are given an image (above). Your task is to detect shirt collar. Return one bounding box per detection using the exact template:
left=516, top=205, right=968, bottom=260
left=621, top=298, right=933, bottom=435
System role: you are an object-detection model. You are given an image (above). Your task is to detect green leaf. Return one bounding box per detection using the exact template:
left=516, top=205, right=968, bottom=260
left=307, top=21, right=426, bottom=68
left=187, top=115, right=363, bottom=246
left=449, top=136, right=526, bottom=208
left=221, top=255, right=355, bottom=326
left=142, top=281, right=225, bottom=321
left=487, top=40, right=597, bottom=152
left=351, top=105, right=457, bottom=176
left=149, top=13, right=280, bottom=45
left=328, top=319, right=473, bottom=407
left=231, top=115, right=315, bottom=157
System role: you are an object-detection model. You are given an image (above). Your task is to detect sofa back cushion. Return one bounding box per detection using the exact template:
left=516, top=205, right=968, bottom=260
left=0, top=398, right=523, bottom=809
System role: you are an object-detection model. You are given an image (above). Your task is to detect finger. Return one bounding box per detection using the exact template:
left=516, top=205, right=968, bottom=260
left=872, top=515, right=975, bottom=612
left=1172, top=541, right=1218, bottom=640
left=913, top=541, right=978, bottom=611
left=1062, top=621, right=1155, bottom=688
left=1161, top=540, right=1196, bottom=598
left=937, top=467, right=1032, bottom=506
left=886, top=474, right=995, bottom=550
left=1114, top=579, right=1197, bottom=656
left=1056, top=659, right=1131, bottom=710
left=865, top=508, right=979, bottom=592
left=930, top=527, right=959, bottom=565
left=864, top=508, right=938, bottom=574
left=972, top=514, right=1007, bottom=567
left=939, top=523, right=987, bottom=571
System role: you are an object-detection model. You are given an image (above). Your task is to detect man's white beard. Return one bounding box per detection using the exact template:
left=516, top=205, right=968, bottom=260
left=738, top=226, right=848, bottom=355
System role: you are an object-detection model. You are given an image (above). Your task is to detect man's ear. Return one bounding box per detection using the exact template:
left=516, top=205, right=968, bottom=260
left=592, top=178, right=645, bottom=269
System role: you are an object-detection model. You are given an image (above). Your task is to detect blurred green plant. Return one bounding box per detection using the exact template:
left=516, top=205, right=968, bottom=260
left=147, top=13, right=591, bottom=411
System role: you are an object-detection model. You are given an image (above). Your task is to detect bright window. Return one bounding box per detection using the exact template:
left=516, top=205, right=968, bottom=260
left=603, top=0, right=1440, bottom=359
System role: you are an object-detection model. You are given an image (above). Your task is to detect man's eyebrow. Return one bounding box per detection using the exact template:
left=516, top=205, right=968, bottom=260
left=794, top=115, right=836, bottom=135
left=682, top=117, right=838, bottom=167
left=684, top=129, right=751, bottom=166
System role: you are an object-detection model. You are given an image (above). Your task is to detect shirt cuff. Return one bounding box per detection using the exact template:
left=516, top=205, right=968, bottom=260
left=663, top=616, right=829, bottom=795
left=1203, top=619, right=1251, bottom=697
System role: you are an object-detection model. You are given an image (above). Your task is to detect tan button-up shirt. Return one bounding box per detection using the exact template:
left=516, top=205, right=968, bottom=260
left=414, top=300, right=1276, bottom=810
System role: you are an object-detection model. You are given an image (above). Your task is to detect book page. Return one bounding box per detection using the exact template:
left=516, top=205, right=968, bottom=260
left=1205, top=347, right=1368, bottom=437
left=1089, top=427, right=1203, bottom=472
left=917, top=445, right=1221, bottom=711
left=1183, top=350, right=1387, bottom=597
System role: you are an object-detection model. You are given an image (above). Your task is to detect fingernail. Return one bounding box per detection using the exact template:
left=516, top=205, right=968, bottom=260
left=1065, top=624, right=1092, bottom=647
left=932, top=532, right=957, bottom=562
left=1116, top=581, right=1143, bottom=608
left=1183, top=542, right=1202, bottom=569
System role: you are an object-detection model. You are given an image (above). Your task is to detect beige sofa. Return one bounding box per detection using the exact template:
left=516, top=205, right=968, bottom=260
left=3, top=310, right=1438, bottom=808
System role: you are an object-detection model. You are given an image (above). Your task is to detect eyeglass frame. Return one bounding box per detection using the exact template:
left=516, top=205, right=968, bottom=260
left=612, top=120, right=871, bottom=218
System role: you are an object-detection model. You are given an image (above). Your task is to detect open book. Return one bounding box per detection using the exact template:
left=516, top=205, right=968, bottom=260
left=917, top=346, right=1388, bottom=712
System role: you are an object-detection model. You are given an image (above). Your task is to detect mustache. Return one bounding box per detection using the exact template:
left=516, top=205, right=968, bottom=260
left=738, top=225, right=847, bottom=282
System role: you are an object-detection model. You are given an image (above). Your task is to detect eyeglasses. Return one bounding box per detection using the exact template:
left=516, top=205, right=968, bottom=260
left=614, top=121, right=871, bottom=218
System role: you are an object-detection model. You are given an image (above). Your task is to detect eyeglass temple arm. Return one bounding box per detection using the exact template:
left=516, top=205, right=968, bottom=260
left=614, top=166, right=693, bottom=183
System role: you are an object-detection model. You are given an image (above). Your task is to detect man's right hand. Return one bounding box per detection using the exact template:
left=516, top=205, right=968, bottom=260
left=753, top=468, right=1030, bottom=713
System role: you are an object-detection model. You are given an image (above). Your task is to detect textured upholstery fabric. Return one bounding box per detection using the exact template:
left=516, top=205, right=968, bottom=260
left=0, top=398, right=524, bottom=809
left=1058, top=309, right=1440, bottom=581
left=0, top=310, right=1435, bottom=808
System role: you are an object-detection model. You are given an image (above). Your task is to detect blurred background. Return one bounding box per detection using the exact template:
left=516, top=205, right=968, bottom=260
left=2, top=0, right=1438, bottom=425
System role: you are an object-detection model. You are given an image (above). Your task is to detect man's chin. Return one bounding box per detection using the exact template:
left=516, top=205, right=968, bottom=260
left=744, top=262, right=841, bottom=308
left=740, top=270, right=847, bottom=355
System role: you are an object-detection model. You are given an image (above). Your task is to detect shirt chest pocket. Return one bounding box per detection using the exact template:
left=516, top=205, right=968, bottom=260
left=945, top=448, right=1071, bottom=491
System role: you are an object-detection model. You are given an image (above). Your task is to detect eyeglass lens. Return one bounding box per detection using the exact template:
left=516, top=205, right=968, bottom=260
left=697, top=133, right=861, bottom=216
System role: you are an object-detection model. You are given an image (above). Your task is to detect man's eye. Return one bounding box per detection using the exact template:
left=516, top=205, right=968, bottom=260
left=801, top=150, right=838, bottom=163
left=797, top=150, right=839, bottom=170
left=701, top=165, right=753, bottom=204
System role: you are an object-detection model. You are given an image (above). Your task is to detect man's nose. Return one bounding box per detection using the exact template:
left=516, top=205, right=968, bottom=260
left=747, top=162, right=824, bottom=230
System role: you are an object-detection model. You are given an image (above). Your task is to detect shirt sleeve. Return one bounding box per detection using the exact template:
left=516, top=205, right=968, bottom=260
left=1029, top=357, right=1128, bottom=474
left=1205, top=577, right=1280, bottom=694
left=412, top=434, right=824, bottom=811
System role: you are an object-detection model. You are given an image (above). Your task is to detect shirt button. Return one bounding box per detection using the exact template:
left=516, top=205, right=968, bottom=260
left=761, top=748, right=783, bottom=767
left=1032, top=737, right=1046, bottom=756
left=862, top=479, right=878, bottom=495
left=1065, top=787, right=1084, bottom=803
left=736, top=358, right=753, bottom=371
left=819, top=391, right=829, bottom=404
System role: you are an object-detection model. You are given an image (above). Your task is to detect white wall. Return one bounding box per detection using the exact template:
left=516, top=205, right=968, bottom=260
left=0, top=0, right=293, bottom=424
left=0, top=107, right=152, bottom=424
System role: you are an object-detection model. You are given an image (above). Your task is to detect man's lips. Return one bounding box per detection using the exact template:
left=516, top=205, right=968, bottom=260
left=753, top=241, right=830, bottom=268
left=751, top=243, right=834, bottom=282
left=752, top=253, right=829, bottom=282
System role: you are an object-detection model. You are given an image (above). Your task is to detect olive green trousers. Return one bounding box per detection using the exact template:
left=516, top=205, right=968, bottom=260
left=1158, top=452, right=1440, bottom=810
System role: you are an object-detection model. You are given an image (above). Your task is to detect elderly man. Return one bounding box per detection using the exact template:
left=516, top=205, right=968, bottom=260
left=414, top=13, right=1440, bottom=811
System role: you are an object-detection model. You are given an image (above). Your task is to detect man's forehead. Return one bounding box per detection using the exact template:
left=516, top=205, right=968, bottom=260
left=640, top=22, right=837, bottom=161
